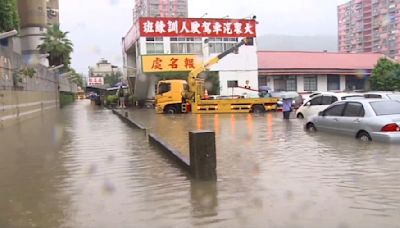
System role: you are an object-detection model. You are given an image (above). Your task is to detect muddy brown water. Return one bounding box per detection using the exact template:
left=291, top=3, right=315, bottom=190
left=1, top=100, right=399, bottom=227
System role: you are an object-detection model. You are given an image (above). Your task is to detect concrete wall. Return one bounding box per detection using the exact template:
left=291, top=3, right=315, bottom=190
left=0, top=46, right=77, bottom=128
left=0, top=90, right=58, bottom=128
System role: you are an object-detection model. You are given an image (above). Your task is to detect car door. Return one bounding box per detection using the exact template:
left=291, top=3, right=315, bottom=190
left=312, top=95, right=338, bottom=117
left=338, top=102, right=365, bottom=136
left=316, top=102, right=346, bottom=133
left=302, top=95, right=323, bottom=117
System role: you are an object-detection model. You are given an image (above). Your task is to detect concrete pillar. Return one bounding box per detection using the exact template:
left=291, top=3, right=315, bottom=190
left=297, top=75, right=304, bottom=92
left=318, top=75, right=328, bottom=92
left=189, top=130, right=216, bottom=180
left=340, top=75, right=347, bottom=91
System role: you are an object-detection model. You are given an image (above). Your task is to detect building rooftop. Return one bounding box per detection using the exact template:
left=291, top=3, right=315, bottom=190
left=258, top=51, right=384, bottom=70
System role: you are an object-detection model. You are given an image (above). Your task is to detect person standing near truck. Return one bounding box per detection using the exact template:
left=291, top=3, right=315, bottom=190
left=282, top=97, right=292, bottom=120
left=118, top=86, right=126, bottom=109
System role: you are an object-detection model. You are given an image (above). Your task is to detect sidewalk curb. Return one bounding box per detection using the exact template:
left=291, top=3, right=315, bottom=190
left=112, top=108, right=191, bottom=173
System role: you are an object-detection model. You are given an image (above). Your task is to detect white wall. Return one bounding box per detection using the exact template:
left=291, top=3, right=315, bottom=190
left=139, top=37, right=147, bottom=55
left=207, top=44, right=258, bottom=72
left=219, top=71, right=258, bottom=96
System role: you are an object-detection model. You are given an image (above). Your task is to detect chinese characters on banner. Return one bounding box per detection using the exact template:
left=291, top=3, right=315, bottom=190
left=142, top=55, right=200, bottom=73
left=139, top=17, right=256, bottom=38
left=88, top=77, right=104, bottom=86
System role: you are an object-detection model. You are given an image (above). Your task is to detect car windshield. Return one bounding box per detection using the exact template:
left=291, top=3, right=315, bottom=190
left=370, top=101, right=400, bottom=116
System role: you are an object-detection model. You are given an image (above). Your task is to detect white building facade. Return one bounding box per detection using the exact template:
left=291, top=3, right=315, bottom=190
left=122, top=17, right=258, bottom=100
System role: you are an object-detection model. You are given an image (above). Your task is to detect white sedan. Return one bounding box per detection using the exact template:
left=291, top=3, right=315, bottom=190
left=296, top=92, right=363, bottom=119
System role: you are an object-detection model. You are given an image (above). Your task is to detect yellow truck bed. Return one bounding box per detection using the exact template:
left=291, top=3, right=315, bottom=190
left=192, top=97, right=278, bottom=114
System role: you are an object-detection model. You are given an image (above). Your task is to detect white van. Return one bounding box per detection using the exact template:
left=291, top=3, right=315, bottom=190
left=296, top=92, right=363, bottom=119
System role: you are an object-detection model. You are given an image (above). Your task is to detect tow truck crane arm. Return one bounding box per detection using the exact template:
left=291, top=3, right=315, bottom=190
left=185, top=38, right=249, bottom=100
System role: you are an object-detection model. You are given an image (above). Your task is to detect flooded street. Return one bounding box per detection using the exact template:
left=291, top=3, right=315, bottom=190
left=1, top=100, right=400, bottom=227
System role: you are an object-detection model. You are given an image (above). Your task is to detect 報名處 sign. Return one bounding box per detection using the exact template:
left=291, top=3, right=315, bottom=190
left=142, top=55, right=201, bottom=73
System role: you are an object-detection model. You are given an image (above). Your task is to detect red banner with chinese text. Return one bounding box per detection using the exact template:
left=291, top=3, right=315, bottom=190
left=139, top=17, right=257, bottom=38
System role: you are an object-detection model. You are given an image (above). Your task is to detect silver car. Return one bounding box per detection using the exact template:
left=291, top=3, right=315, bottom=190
left=305, top=99, right=400, bottom=143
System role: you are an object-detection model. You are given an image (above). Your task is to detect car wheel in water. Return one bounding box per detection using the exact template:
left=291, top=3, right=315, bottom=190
left=306, top=123, right=317, bottom=132
left=165, top=106, right=177, bottom=114
left=297, top=113, right=304, bottom=119
left=252, top=105, right=265, bottom=114
left=357, top=131, right=372, bottom=142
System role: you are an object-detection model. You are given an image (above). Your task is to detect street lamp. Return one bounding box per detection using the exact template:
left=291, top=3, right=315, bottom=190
left=200, top=13, right=208, bottom=18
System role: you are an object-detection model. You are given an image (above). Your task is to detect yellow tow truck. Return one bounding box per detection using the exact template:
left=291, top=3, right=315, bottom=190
left=155, top=38, right=278, bottom=114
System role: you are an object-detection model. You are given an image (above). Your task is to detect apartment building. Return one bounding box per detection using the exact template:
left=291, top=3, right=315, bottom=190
left=133, top=0, right=188, bottom=21
left=338, top=0, right=400, bottom=59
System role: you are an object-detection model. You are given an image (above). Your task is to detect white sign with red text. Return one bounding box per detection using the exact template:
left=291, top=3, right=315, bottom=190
left=88, top=77, right=104, bottom=86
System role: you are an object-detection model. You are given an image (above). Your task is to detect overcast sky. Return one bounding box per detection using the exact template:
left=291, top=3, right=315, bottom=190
left=60, top=0, right=350, bottom=75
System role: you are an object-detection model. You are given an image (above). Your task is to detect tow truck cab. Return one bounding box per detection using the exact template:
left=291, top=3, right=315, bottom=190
left=155, top=79, right=188, bottom=114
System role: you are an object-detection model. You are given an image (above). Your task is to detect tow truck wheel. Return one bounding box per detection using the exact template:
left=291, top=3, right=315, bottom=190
left=165, top=106, right=177, bottom=114
left=252, top=105, right=265, bottom=113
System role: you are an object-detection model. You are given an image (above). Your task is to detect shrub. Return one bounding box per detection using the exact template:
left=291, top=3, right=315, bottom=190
left=105, top=95, right=118, bottom=106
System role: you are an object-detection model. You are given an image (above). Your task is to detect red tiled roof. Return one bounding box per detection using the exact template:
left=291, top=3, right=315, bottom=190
left=258, top=51, right=384, bottom=70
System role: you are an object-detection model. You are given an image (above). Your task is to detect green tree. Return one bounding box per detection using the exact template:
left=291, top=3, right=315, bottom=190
left=104, top=71, right=122, bottom=87
left=370, top=58, right=400, bottom=91
left=70, top=71, right=84, bottom=88
left=38, top=24, right=73, bottom=69
left=0, top=0, right=19, bottom=32
left=204, top=71, right=220, bottom=95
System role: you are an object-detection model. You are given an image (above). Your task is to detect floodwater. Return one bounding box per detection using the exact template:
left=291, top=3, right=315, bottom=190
left=1, top=100, right=400, bottom=228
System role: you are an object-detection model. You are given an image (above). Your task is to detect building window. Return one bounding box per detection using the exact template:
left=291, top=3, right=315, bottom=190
left=286, top=78, right=296, bottom=91
left=208, top=38, right=239, bottom=54
left=170, top=37, right=202, bottom=54
left=304, top=76, right=317, bottom=91
left=327, top=75, right=340, bottom=91
left=227, top=80, right=238, bottom=88
left=258, top=75, right=268, bottom=87
left=273, top=76, right=297, bottom=91
left=146, top=37, right=164, bottom=54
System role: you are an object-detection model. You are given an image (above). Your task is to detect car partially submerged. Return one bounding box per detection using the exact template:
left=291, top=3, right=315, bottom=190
left=305, top=99, right=400, bottom=143
left=296, top=92, right=363, bottom=119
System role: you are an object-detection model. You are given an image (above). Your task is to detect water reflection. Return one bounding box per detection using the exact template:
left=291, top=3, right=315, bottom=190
left=0, top=109, right=69, bottom=228
left=1, top=103, right=400, bottom=227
